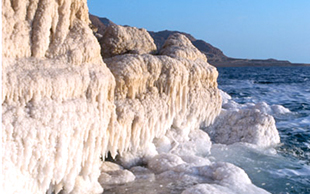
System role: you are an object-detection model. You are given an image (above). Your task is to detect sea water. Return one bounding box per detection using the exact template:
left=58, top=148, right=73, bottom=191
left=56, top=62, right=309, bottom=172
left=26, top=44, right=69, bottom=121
left=215, top=66, right=310, bottom=194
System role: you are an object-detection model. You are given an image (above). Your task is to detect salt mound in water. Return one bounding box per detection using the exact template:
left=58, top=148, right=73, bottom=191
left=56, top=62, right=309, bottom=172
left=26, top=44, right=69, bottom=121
left=205, top=90, right=281, bottom=147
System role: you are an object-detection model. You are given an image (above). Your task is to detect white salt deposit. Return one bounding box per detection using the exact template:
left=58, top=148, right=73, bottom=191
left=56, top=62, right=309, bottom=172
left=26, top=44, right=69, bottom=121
left=145, top=154, right=270, bottom=194
left=205, top=90, right=281, bottom=147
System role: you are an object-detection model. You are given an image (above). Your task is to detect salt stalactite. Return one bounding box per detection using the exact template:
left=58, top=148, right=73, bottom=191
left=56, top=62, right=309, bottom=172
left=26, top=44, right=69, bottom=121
left=104, top=33, right=222, bottom=167
left=2, top=0, right=101, bottom=64
left=2, top=0, right=116, bottom=193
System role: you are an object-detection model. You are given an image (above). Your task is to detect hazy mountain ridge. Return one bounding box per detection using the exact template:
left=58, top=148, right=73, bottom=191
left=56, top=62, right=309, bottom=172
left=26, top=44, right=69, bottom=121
left=90, top=15, right=310, bottom=67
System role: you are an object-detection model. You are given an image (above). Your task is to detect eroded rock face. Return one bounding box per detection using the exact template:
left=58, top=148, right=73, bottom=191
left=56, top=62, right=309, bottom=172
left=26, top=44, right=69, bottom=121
left=100, top=24, right=157, bottom=58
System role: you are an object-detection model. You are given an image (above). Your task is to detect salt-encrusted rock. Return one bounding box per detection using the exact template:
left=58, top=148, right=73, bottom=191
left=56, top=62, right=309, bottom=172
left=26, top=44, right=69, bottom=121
left=100, top=24, right=157, bottom=58
left=204, top=91, right=280, bottom=147
left=150, top=160, right=270, bottom=194
left=129, top=166, right=156, bottom=181
left=2, top=59, right=116, bottom=194
left=105, top=53, right=221, bottom=167
left=160, top=33, right=207, bottom=61
left=148, top=153, right=185, bottom=174
left=205, top=108, right=280, bottom=147
left=2, top=0, right=102, bottom=64
left=98, top=169, right=135, bottom=185
left=2, top=0, right=116, bottom=193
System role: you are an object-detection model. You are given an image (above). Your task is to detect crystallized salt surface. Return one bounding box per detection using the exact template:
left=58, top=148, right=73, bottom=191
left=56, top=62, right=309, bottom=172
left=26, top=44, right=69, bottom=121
left=102, top=153, right=271, bottom=194
left=204, top=90, right=281, bottom=147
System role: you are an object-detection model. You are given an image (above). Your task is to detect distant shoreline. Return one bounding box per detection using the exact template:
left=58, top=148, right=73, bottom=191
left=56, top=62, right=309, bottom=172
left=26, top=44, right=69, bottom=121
left=209, top=58, right=310, bottom=67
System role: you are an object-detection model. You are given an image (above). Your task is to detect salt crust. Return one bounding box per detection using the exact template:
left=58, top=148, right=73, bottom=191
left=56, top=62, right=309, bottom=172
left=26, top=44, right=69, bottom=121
left=205, top=90, right=281, bottom=147
left=146, top=153, right=270, bottom=194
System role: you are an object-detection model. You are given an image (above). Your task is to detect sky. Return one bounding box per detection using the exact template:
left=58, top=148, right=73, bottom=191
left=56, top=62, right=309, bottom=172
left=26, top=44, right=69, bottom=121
left=88, top=0, right=310, bottom=63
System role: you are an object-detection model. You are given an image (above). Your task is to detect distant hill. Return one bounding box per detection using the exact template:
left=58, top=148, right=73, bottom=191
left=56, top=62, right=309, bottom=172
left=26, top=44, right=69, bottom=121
left=148, top=30, right=228, bottom=63
left=89, top=14, right=310, bottom=67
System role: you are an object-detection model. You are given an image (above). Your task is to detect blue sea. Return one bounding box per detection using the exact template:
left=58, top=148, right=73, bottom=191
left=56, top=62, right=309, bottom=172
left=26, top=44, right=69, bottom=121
left=216, top=66, right=310, bottom=194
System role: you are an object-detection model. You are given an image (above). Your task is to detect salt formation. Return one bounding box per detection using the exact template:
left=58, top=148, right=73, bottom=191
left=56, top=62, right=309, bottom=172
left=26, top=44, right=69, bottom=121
left=2, top=0, right=101, bottom=64
left=100, top=24, right=157, bottom=58
left=147, top=154, right=269, bottom=194
left=160, top=33, right=207, bottom=61
left=104, top=33, right=221, bottom=167
left=2, top=0, right=115, bottom=193
left=205, top=90, right=280, bottom=147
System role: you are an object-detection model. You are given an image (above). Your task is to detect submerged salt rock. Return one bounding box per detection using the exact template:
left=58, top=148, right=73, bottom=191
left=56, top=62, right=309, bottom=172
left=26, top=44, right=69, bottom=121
left=198, top=162, right=252, bottom=185
left=182, top=184, right=232, bottom=194
left=150, top=159, right=270, bottom=194
left=129, top=166, right=156, bottom=181
left=194, top=162, right=270, bottom=194
left=160, top=33, right=207, bottom=61
left=205, top=108, right=280, bottom=147
left=98, top=169, right=135, bottom=185
left=148, top=153, right=185, bottom=174
left=100, top=24, right=157, bottom=58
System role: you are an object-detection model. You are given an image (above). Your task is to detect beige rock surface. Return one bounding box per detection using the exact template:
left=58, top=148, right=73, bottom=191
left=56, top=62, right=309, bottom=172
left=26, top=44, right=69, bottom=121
left=160, top=33, right=208, bottom=61
left=100, top=24, right=157, bottom=58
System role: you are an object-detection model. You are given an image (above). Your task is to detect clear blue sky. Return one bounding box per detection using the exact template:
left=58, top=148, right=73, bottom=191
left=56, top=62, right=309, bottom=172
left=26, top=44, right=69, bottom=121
left=88, top=0, right=310, bottom=63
